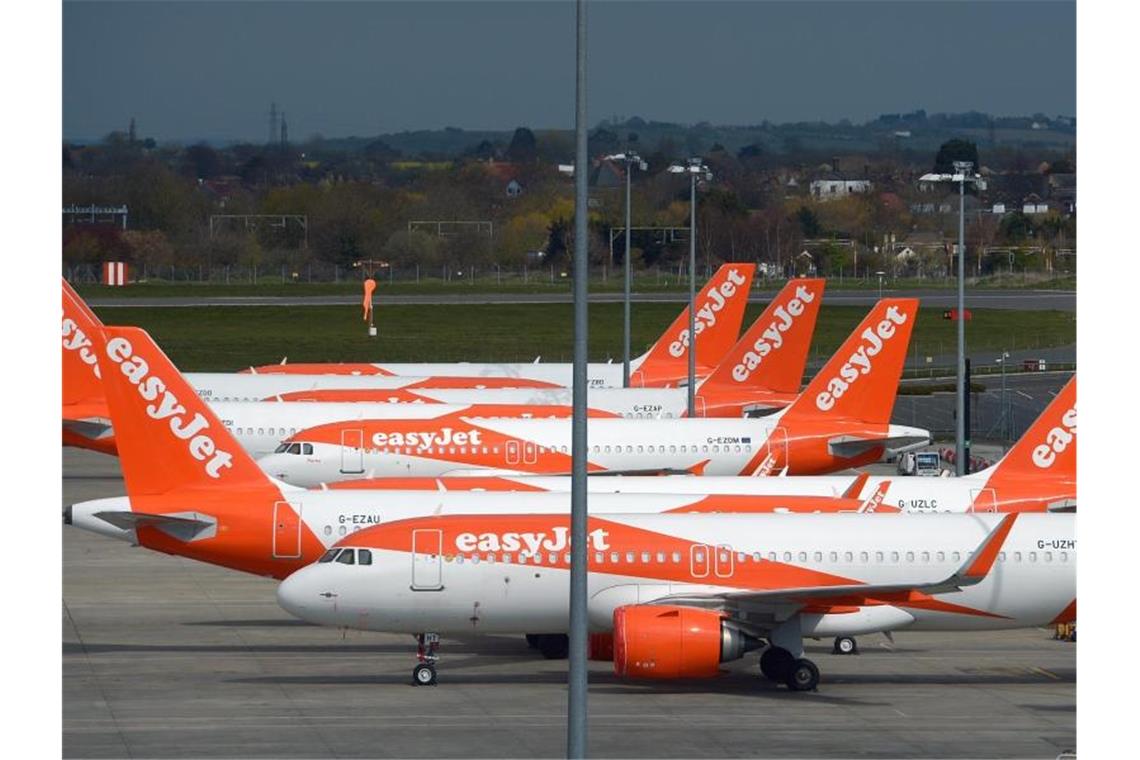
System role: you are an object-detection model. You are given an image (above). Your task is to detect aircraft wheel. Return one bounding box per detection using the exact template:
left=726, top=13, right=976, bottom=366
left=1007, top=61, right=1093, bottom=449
left=412, top=663, right=437, bottom=687
left=759, top=646, right=795, bottom=682
left=833, top=636, right=858, bottom=655
left=537, top=634, right=570, bottom=660
left=785, top=658, right=820, bottom=692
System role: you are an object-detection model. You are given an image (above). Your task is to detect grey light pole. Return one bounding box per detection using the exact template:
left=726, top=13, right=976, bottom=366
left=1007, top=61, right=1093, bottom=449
left=921, top=163, right=980, bottom=476
left=604, top=152, right=647, bottom=387
left=568, top=0, right=588, bottom=755
left=997, top=349, right=1010, bottom=443
left=668, top=159, right=712, bottom=416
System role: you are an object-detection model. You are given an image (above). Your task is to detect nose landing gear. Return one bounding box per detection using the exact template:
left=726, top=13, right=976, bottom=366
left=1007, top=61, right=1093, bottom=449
left=412, top=633, right=440, bottom=686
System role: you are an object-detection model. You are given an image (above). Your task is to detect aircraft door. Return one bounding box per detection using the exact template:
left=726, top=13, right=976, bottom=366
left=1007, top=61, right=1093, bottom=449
left=272, top=501, right=303, bottom=559
left=969, top=488, right=997, bottom=513
left=713, top=544, right=735, bottom=578
left=411, top=529, right=443, bottom=591
left=523, top=440, right=537, bottom=464
left=340, top=429, right=364, bottom=474
left=506, top=440, right=520, bottom=465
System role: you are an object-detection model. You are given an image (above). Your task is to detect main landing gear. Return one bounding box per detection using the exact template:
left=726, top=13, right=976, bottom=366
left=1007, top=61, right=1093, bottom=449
left=412, top=633, right=440, bottom=686
left=759, top=646, right=820, bottom=691
left=525, top=633, right=570, bottom=659
left=832, top=636, right=858, bottom=655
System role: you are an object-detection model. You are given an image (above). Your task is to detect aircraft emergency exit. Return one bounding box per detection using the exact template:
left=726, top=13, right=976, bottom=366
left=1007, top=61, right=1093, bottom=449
left=277, top=509, right=1075, bottom=690
left=241, top=263, right=757, bottom=388
left=259, top=299, right=929, bottom=485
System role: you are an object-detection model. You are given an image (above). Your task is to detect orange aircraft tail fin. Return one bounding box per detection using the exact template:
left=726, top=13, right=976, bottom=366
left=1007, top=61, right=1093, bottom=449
left=632, top=263, right=755, bottom=381
left=780, top=298, right=919, bottom=425
left=62, top=278, right=107, bottom=408
left=984, top=375, right=1076, bottom=487
left=701, top=278, right=825, bottom=392
left=94, top=325, right=274, bottom=496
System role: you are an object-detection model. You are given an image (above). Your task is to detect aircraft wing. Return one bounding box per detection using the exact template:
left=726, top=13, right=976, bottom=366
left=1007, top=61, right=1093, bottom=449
left=646, top=513, right=1017, bottom=613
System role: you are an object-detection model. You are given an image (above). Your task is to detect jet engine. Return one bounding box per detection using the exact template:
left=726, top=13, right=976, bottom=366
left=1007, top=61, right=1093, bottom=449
left=613, top=605, right=761, bottom=679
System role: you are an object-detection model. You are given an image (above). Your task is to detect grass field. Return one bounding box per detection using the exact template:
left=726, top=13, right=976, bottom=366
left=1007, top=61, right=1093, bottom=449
left=92, top=302, right=1076, bottom=372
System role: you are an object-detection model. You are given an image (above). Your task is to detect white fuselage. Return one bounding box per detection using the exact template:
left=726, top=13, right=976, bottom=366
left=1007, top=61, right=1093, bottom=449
left=276, top=512, right=1075, bottom=637
left=257, top=414, right=931, bottom=485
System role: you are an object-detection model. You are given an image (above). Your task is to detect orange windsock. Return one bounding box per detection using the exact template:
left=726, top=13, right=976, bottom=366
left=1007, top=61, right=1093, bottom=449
left=363, top=278, right=377, bottom=321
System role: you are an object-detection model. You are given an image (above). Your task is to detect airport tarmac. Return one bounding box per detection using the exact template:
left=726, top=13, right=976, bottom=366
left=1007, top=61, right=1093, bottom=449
left=63, top=448, right=1075, bottom=758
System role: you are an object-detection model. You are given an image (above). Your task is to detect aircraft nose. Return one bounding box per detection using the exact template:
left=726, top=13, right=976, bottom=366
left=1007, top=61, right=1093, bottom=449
left=277, top=565, right=333, bottom=623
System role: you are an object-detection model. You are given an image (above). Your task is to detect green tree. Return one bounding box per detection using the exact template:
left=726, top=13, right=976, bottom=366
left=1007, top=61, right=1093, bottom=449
left=933, top=139, right=980, bottom=173
left=507, top=127, right=538, bottom=164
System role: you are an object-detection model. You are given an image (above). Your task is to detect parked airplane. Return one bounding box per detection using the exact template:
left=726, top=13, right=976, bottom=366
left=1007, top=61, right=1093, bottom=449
left=67, top=325, right=903, bottom=583
left=276, top=509, right=1075, bottom=689
left=276, top=278, right=826, bottom=418
left=242, top=263, right=756, bottom=388
left=319, top=376, right=1077, bottom=515
left=258, top=299, right=929, bottom=485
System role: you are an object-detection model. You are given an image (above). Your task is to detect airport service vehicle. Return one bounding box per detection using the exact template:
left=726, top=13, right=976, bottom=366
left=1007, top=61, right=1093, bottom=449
left=897, top=450, right=943, bottom=476
left=276, top=510, right=1075, bottom=690
left=243, top=262, right=756, bottom=388
left=321, top=376, right=1077, bottom=515
left=61, top=268, right=754, bottom=453
left=259, top=299, right=930, bottom=485
left=279, top=278, right=826, bottom=419
left=66, top=324, right=904, bottom=582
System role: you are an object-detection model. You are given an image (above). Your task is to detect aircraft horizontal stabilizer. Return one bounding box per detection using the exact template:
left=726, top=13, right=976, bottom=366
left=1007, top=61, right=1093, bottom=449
left=62, top=418, right=114, bottom=440
left=94, top=511, right=217, bottom=543
left=827, top=433, right=929, bottom=460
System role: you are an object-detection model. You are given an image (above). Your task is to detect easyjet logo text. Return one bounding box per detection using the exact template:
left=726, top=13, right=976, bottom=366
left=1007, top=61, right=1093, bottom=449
left=104, top=337, right=234, bottom=478
left=62, top=315, right=101, bottom=379
left=1032, top=406, right=1076, bottom=469
left=668, top=268, right=748, bottom=358
left=815, top=305, right=909, bottom=412
left=372, top=428, right=483, bottom=450
left=731, top=284, right=818, bottom=383
left=455, top=527, right=611, bottom=554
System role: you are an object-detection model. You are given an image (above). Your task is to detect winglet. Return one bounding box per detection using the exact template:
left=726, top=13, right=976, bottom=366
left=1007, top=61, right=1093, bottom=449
left=956, top=514, right=1018, bottom=585
left=701, top=278, right=825, bottom=392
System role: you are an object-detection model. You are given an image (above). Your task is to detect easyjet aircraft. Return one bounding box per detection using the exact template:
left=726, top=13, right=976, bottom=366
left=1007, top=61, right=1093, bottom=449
left=278, top=278, right=826, bottom=418
left=322, top=376, right=1077, bottom=515
left=259, top=299, right=929, bottom=485
left=240, top=263, right=756, bottom=388
left=277, top=510, right=1075, bottom=690
left=67, top=324, right=908, bottom=582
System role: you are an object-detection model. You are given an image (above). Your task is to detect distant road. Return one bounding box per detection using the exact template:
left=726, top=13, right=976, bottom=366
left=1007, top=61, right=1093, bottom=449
left=90, top=288, right=1075, bottom=311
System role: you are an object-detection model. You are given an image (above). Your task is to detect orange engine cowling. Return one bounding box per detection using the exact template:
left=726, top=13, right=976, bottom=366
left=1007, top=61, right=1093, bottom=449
left=613, top=605, right=761, bottom=679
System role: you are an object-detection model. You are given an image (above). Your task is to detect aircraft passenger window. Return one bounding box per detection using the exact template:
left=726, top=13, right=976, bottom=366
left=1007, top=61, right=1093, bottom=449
left=1044, top=551, right=1053, bottom=562
left=670, top=446, right=677, bottom=453
left=858, top=551, right=868, bottom=563
left=290, top=428, right=296, bottom=435
left=470, top=554, right=480, bottom=565
left=323, top=526, right=332, bottom=537
left=921, top=551, right=930, bottom=563
left=336, top=549, right=355, bottom=565
left=1028, top=552, right=1038, bottom=563
left=338, top=525, right=347, bottom=536
left=875, top=551, right=884, bottom=563
left=1013, top=552, right=1022, bottom=562
left=1059, top=551, right=1068, bottom=562
left=671, top=552, right=681, bottom=563
left=604, top=446, right=612, bottom=454
left=658, top=552, right=667, bottom=563
left=563, top=553, right=571, bottom=564
left=905, top=551, right=915, bottom=563
left=998, top=552, right=1006, bottom=562
left=610, top=552, right=619, bottom=563
left=456, top=554, right=465, bottom=564
left=936, top=551, right=945, bottom=562
left=516, top=553, right=528, bottom=564
left=258, top=428, right=265, bottom=436
left=303, top=444, right=313, bottom=455
left=813, top=551, right=823, bottom=562
left=625, top=552, right=635, bottom=563
left=745, top=445, right=752, bottom=453
left=737, top=552, right=747, bottom=563
left=844, top=551, right=854, bottom=562
left=890, top=551, right=900, bottom=562
left=694, top=549, right=705, bottom=563
left=592, top=446, right=600, bottom=454
left=952, top=551, right=961, bottom=562
left=642, top=552, right=651, bottom=563
left=595, top=552, right=603, bottom=564
left=702, top=445, right=709, bottom=453
left=358, top=550, right=372, bottom=566
left=680, top=445, right=687, bottom=453
left=493, top=447, right=500, bottom=454
left=318, top=549, right=340, bottom=563
left=783, top=552, right=792, bottom=562
left=734, top=445, right=741, bottom=453
left=625, top=446, right=633, bottom=454
left=768, top=552, right=777, bottom=562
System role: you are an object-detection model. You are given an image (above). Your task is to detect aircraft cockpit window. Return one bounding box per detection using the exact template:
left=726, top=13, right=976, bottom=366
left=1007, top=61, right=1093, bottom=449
left=288, top=443, right=302, bottom=455
left=358, top=549, right=372, bottom=565
left=335, top=549, right=356, bottom=565
left=274, top=443, right=290, bottom=454
left=302, top=443, right=314, bottom=455
left=318, top=549, right=340, bottom=563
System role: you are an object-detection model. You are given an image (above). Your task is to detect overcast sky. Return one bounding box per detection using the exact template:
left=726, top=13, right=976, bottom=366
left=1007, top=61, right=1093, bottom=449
left=63, top=1, right=1076, bottom=142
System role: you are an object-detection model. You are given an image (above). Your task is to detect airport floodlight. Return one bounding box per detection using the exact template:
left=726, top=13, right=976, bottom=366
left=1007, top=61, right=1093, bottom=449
left=920, top=163, right=981, bottom=475
left=606, top=151, right=648, bottom=387
left=668, top=158, right=713, bottom=416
